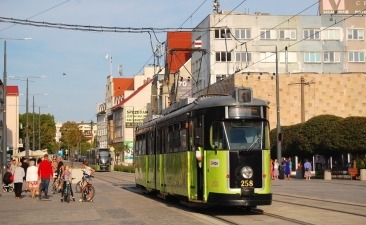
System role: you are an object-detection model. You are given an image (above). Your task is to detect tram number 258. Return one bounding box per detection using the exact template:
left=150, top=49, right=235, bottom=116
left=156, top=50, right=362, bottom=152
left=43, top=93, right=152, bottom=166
left=241, top=180, right=254, bottom=187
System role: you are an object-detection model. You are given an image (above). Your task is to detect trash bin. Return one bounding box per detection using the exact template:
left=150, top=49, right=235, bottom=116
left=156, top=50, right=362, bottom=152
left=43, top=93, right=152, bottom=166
left=295, top=169, right=303, bottom=179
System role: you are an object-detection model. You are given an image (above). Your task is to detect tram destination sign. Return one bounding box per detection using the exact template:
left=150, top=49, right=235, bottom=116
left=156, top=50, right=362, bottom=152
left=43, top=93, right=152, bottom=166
left=320, top=0, right=366, bottom=15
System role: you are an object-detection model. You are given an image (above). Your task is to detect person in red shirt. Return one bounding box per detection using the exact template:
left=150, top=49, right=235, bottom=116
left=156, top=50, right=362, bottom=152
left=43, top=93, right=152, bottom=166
left=37, top=154, right=53, bottom=199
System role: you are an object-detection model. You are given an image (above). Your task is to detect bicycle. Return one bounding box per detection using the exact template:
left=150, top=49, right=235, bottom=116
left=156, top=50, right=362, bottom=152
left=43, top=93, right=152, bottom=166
left=75, top=179, right=82, bottom=193
left=52, top=177, right=63, bottom=194
left=80, top=174, right=95, bottom=202
left=62, top=179, right=72, bottom=203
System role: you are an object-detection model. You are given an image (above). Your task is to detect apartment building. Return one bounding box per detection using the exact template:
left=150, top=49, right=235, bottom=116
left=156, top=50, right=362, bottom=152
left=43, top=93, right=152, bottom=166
left=191, top=12, right=366, bottom=95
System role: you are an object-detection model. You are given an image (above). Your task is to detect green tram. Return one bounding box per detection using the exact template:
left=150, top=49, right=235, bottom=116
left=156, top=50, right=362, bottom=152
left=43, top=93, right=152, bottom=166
left=134, top=88, right=272, bottom=208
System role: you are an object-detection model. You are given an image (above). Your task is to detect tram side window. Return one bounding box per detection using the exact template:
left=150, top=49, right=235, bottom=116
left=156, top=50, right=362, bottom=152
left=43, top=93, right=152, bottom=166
left=179, top=128, right=187, bottom=152
left=140, top=134, right=146, bottom=155
left=147, top=132, right=153, bottom=155
left=210, top=122, right=227, bottom=149
left=163, top=128, right=168, bottom=154
left=168, top=126, right=173, bottom=153
left=135, top=138, right=141, bottom=156
left=173, top=129, right=180, bottom=152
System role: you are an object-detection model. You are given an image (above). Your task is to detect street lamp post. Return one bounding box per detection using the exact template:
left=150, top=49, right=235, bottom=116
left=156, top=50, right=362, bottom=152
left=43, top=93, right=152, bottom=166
left=275, top=46, right=282, bottom=165
left=32, top=93, right=47, bottom=151
left=9, top=76, right=46, bottom=160
left=1, top=38, right=31, bottom=177
left=2, top=40, right=7, bottom=178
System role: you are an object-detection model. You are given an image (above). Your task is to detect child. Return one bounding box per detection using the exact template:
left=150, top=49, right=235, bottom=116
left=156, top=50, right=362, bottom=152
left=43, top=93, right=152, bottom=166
left=61, top=165, right=75, bottom=202
left=79, top=161, right=95, bottom=202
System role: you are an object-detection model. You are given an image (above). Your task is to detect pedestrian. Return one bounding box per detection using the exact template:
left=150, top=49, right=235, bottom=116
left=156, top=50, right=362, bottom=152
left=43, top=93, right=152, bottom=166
left=273, top=159, right=279, bottom=180
left=37, top=154, right=53, bottom=199
left=26, top=160, right=39, bottom=198
left=21, top=157, right=29, bottom=192
left=304, top=159, right=312, bottom=180
left=60, top=165, right=75, bottom=202
left=285, top=157, right=291, bottom=180
left=9, top=159, right=17, bottom=175
left=51, top=157, right=58, bottom=182
left=13, top=162, right=25, bottom=199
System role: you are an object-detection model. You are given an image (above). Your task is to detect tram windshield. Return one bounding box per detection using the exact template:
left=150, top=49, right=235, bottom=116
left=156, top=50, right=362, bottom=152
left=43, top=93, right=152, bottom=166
left=210, top=120, right=269, bottom=150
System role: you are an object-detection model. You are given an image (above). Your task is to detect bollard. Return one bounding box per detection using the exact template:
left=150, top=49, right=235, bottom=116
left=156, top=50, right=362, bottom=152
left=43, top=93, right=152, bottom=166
left=324, top=170, right=332, bottom=180
left=360, top=169, right=366, bottom=181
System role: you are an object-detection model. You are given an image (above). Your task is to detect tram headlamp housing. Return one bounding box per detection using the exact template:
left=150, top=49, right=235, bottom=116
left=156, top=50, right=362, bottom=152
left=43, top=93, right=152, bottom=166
left=240, top=166, right=253, bottom=179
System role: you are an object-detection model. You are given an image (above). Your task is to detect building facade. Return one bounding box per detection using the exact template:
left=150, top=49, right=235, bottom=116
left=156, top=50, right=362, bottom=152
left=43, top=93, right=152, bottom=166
left=4, top=86, right=20, bottom=159
left=191, top=12, right=366, bottom=95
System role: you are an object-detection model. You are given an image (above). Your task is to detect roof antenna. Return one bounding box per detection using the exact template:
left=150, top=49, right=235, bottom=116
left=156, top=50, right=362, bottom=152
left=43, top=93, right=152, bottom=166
left=213, top=0, right=220, bottom=14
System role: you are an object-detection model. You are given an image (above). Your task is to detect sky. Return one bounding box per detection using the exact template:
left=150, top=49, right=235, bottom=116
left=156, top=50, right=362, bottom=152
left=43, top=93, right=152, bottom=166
left=0, top=0, right=319, bottom=123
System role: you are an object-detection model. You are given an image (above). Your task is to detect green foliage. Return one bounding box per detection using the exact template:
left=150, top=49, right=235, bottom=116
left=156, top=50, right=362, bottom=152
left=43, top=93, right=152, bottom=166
left=114, top=165, right=135, bottom=173
left=356, top=158, right=366, bottom=169
left=270, top=115, right=366, bottom=157
left=60, top=121, right=88, bottom=150
left=19, top=113, right=56, bottom=151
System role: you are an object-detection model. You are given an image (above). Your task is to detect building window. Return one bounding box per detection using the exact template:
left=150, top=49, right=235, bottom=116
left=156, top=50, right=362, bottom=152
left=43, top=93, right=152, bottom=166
left=234, top=29, right=251, bottom=39
left=347, top=29, right=364, bottom=40
left=215, top=28, right=231, bottom=39
left=259, top=52, right=276, bottom=63
left=216, top=52, right=232, bottom=62
left=235, top=52, right=252, bottom=62
left=279, top=52, right=297, bottom=63
left=260, top=29, right=277, bottom=40
left=348, top=51, right=365, bottom=62
left=216, top=74, right=226, bottom=81
left=322, top=29, right=341, bottom=40
left=304, top=52, right=321, bottom=63
left=323, top=52, right=340, bottom=63
left=279, top=29, right=297, bottom=40
left=303, top=29, right=320, bottom=40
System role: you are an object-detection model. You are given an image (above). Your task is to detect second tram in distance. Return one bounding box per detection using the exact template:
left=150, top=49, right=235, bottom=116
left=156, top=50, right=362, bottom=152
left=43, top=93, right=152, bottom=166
left=135, top=88, right=272, bottom=208
left=86, top=148, right=111, bottom=172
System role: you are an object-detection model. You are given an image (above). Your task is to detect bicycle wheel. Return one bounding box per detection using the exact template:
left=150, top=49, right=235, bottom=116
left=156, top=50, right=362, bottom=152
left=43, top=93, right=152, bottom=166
left=84, top=185, right=95, bottom=202
left=52, top=180, right=59, bottom=194
left=65, top=187, right=71, bottom=203
left=75, top=181, right=82, bottom=193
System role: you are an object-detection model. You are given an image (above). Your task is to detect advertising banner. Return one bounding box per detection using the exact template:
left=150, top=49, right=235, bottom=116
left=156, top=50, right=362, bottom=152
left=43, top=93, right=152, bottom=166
left=320, top=0, right=366, bottom=15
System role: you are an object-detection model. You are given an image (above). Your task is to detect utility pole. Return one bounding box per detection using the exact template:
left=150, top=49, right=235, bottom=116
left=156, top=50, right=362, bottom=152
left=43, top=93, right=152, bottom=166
left=288, top=76, right=315, bottom=123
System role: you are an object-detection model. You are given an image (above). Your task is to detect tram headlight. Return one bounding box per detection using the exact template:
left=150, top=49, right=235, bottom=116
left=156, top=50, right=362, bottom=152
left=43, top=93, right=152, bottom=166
left=240, top=166, right=253, bottom=179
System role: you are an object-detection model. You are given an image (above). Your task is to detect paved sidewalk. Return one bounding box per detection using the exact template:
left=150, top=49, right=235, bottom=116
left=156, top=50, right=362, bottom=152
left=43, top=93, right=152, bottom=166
left=0, top=174, right=223, bottom=225
left=1, top=173, right=365, bottom=225
left=271, top=177, right=366, bottom=205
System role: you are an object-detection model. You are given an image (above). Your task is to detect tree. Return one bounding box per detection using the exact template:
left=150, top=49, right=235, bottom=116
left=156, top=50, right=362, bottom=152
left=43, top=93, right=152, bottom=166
left=19, top=113, right=56, bottom=152
left=338, top=116, right=366, bottom=154
left=59, top=121, right=88, bottom=158
left=301, top=115, right=343, bottom=157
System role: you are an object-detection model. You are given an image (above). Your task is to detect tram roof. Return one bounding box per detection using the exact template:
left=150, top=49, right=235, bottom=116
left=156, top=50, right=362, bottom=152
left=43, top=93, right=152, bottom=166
left=138, top=89, right=268, bottom=129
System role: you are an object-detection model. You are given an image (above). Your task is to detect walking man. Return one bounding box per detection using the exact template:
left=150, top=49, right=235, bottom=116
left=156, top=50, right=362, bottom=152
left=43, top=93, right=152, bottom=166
left=38, top=154, right=53, bottom=199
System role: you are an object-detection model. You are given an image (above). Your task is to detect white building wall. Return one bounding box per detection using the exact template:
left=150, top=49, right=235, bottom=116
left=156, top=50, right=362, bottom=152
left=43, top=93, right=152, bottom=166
left=7, top=94, right=19, bottom=157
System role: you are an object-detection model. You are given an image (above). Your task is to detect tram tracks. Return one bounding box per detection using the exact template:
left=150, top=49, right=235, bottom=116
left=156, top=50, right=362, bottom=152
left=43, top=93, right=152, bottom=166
left=273, top=193, right=366, bottom=218
left=93, top=172, right=366, bottom=225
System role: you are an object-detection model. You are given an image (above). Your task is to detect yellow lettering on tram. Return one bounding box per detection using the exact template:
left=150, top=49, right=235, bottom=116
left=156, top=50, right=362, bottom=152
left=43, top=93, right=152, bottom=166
left=240, top=180, right=254, bottom=187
